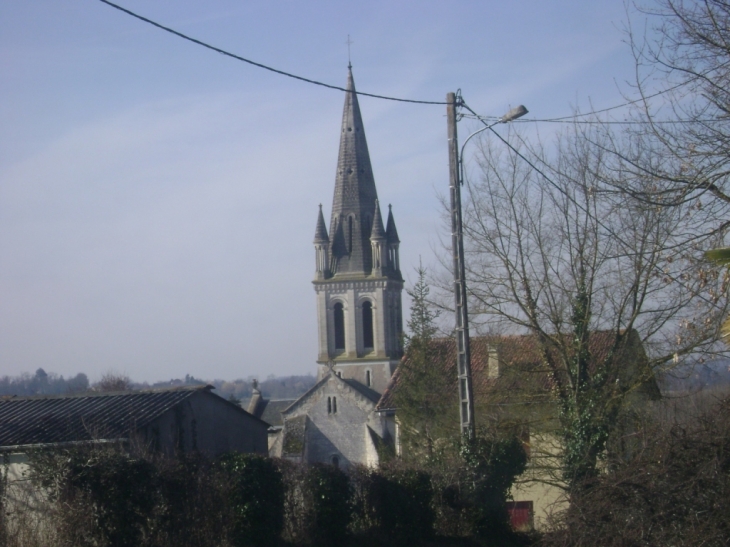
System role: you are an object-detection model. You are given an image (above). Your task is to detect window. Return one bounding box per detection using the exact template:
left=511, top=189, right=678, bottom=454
left=362, top=301, right=374, bottom=349
left=327, top=397, right=332, bottom=414
left=332, top=396, right=337, bottom=414
left=365, top=370, right=371, bottom=387
left=334, top=303, right=345, bottom=351
left=331, top=455, right=340, bottom=468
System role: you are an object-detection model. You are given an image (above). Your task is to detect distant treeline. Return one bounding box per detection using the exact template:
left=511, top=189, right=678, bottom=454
left=0, top=369, right=89, bottom=396
left=0, top=368, right=316, bottom=401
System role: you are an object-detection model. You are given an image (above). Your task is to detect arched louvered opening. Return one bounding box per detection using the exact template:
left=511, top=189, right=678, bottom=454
left=362, top=301, right=374, bottom=350
left=334, top=303, right=345, bottom=351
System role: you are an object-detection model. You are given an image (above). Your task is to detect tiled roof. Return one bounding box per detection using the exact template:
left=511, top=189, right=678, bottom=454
left=376, top=331, right=655, bottom=411
left=0, top=385, right=211, bottom=448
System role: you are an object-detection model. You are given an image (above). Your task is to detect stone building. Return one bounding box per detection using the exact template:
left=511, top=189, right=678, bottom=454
left=268, top=67, right=402, bottom=467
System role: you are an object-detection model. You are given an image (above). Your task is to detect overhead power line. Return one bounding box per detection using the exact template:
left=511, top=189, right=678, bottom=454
left=97, top=0, right=447, bottom=105
left=461, top=113, right=720, bottom=125
left=98, top=1, right=709, bottom=122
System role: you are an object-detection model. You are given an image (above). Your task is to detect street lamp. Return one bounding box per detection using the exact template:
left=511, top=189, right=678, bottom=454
left=446, top=95, right=527, bottom=439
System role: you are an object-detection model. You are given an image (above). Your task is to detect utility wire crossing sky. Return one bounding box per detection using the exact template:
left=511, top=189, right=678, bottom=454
left=1, top=0, right=666, bottom=383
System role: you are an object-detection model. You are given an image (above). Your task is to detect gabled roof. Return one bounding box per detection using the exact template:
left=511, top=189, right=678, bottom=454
left=282, top=371, right=380, bottom=416
left=376, top=331, right=659, bottom=411
left=0, top=385, right=263, bottom=448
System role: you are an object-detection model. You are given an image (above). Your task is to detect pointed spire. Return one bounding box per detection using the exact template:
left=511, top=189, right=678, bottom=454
left=329, top=67, right=379, bottom=275
left=371, top=200, right=386, bottom=240
left=386, top=204, right=400, bottom=244
left=314, top=204, right=329, bottom=243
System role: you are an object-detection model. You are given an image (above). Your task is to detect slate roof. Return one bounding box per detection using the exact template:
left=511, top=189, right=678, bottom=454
left=259, top=399, right=296, bottom=428
left=376, top=330, right=659, bottom=411
left=342, top=379, right=382, bottom=404
left=0, top=385, right=211, bottom=448
left=386, top=205, right=400, bottom=244
left=328, top=67, right=379, bottom=276
left=314, top=204, right=329, bottom=244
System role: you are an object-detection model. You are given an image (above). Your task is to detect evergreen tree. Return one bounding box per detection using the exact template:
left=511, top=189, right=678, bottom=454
left=394, top=263, right=458, bottom=462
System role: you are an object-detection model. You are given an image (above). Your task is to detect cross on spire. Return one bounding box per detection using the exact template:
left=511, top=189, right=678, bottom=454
left=346, top=35, right=353, bottom=68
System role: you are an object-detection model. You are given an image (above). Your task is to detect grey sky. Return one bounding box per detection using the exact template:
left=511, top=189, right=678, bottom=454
left=1, top=1, right=648, bottom=382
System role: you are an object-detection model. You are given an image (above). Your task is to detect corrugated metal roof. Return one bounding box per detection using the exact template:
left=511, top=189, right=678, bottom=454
left=0, top=385, right=210, bottom=448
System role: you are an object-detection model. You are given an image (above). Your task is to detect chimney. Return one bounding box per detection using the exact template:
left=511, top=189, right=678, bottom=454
left=487, top=344, right=500, bottom=379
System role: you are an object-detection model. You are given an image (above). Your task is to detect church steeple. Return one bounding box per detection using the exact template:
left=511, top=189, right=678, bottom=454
left=329, top=67, right=379, bottom=276
left=313, top=67, right=404, bottom=389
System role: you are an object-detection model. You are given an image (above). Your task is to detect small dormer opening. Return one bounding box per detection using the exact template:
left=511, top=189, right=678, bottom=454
left=334, top=303, right=345, bottom=351
left=362, top=301, right=374, bottom=350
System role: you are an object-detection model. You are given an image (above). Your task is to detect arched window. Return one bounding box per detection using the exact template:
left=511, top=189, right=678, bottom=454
left=331, top=455, right=340, bottom=468
left=332, top=397, right=337, bottom=414
left=362, top=301, right=374, bottom=349
left=334, top=303, right=345, bottom=351
left=365, top=370, right=371, bottom=387
left=327, top=397, right=332, bottom=414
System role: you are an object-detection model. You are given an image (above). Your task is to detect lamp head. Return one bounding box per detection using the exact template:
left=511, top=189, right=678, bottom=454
left=500, top=105, right=528, bottom=123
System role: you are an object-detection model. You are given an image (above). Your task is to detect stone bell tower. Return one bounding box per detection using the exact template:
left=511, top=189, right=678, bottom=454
left=312, top=67, right=403, bottom=394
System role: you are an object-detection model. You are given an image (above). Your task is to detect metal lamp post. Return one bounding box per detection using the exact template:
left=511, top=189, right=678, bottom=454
left=446, top=95, right=527, bottom=439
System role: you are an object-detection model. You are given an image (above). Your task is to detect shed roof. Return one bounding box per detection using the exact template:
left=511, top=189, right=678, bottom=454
left=0, top=385, right=212, bottom=448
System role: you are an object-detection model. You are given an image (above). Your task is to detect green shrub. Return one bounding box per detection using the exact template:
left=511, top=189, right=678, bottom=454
left=351, top=466, right=434, bottom=542
left=155, top=454, right=224, bottom=546
left=459, top=435, right=528, bottom=541
left=32, top=448, right=160, bottom=547
left=217, top=453, right=284, bottom=547
left=302, top=463, right=352, bottom=546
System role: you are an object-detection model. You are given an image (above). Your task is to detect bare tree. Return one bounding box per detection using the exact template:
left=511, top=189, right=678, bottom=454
left=458, top=122, right=728, bottom=487
left=93, top=371, right=133, bottom=392
left=594, top=0, right=730, bottom=241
